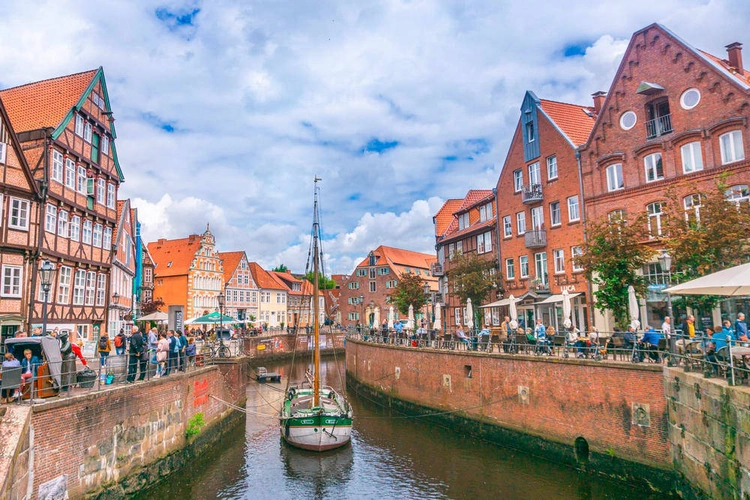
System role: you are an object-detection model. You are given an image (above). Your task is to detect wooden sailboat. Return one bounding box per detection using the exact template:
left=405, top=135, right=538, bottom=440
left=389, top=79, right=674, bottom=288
left=280, top=178, right=352, bottom=452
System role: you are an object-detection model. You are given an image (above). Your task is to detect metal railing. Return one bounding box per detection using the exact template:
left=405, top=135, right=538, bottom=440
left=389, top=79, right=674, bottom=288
left=645, top=114, right=673, bottom=139
left=524, top=229, right=546, bottom=248
left=522, top=183, right=543, bottom=204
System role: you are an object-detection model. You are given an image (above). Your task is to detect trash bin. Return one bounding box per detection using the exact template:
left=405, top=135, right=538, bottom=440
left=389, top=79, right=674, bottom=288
left=77, top=368, right=97, bottom=388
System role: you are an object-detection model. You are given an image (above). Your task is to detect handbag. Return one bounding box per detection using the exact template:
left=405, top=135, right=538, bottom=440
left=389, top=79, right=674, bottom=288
left=150, top=353, right=157, bottom=365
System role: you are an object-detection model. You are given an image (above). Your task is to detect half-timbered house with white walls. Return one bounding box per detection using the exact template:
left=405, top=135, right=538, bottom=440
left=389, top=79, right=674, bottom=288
left=108, top=200, right=136, bottom=336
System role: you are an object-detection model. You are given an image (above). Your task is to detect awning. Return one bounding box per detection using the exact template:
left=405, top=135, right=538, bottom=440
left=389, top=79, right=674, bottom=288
left=535, top=293, right=581, bottom=305
left=480, top=298, right=513, bottom=308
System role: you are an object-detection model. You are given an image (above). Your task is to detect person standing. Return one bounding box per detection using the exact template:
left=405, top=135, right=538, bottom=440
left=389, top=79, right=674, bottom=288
left=98, top=332, right=112, bottom=368
left=735, top=313, right=748, bottom=342
left=156, top=333, right=169, bottom=378
left=114, top=329, right=126, bottom=356
left=662, top=316, right=675, bottom=364
left=167, top=330, right=178, bottom=375
left=677, top=315, right=697, bottom=354
left=148, top=327, right=158, bottom=357
left=127, top=326, right=145, bottom=383
left=177, top=330, right=187, bottom=372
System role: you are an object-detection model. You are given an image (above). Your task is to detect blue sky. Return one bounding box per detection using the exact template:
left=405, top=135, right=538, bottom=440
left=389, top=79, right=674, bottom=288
left=0, top=0, right=748, bottom=274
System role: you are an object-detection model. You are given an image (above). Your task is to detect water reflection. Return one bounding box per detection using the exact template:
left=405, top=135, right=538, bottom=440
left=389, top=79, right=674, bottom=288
left=280, top=444, right=354, bottom=498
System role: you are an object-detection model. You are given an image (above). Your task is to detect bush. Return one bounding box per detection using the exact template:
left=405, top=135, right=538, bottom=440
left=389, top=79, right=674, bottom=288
left=186, top=412, right=205, bottom=439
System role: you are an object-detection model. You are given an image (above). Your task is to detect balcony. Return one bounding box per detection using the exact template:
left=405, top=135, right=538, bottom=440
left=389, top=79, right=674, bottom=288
left=524, top=229, right=546, bottom=249
left=431, top=263, right=444, bottom=277
left=645, top=114, right=673, bottom=139
left=530, top=277, right=550, bottom=294
left=522, top=183, right=543, bottom=204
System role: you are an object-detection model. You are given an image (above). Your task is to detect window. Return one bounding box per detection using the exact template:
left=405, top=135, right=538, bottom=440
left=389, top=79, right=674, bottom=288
left=454, top=307, right=461, bottom=326
left=720, top=130, right=745, bottom=164
left=103, top=226, right=112, bottom=249
left=377, top=267, right=390, bottom=275
left=620, top=111, right=637, bottom=130
left=503, top=216, right=512, bottom=238
left=356, top=269, right=367, bottom=277
left=57, top=266, right=71, bottom=304
left=75, top=115, right=84, bottom=136
left=70, top=216, right=81, bottom=241
left=455, top=241, right=462, bottom=254
left=568, top=196, right=580, bottom=222
left=457, top=212, right=469, bottom=230
left=647, top=202, right=664, bottom=238
left=526, top=121, right=535, bottom=142
left=571, top=246, right=584, bottom=272
left=96, top=274, right=106, bottom=306
left=77, top=165, right=87, bottom=193
left=65, top=158, right=76, bottom=188
left=550, top=202, right=561, bottom=226
left=1, top=265, right=22, bottom=297
left=369, top=282, right=376, bottom=292
left=531, top=206, right=543, bottom=230
left=519, top=256, right=529, bottom=278
left=553, top=249, right=565, bottom=274
left=534, top=252, right=548, bottom=284
left=477, top=231, right=493, bottom=254
left=93, top=223, right=103, bottom=247
left=91, top=133, right=100, bottom=163
left=516, top=212, right=526, bottom=235
left=479, top=203, right=493, bottom=222
left=51, top=150, right=63, bottom=182
left=85, top=271, right=96, bottom=305
left=680, top=141, right=703, bottom=173
left=644, top=152, right=664, bottom=182
left=680, top=88, right=701, bottom=110
left=528, top=162, right=541, bottom=186
left=645, top=99, right=672, bottom=138
left=102, top=135, right=109, bottom=155
left=84, top=122, right=92, bottom=142
left=684, top=194, right=702, bottom=223
left=45, top=204, right=57, bottom=233
left=505, top=258, right=515, bottom=280
left=606, top=163, right=624, bottom=192
left=82, top=220, right=92, bottom=244
left=9, top=198, right=30, bottom=230
left=546, top=155, right=558, bottom=180
left=97, top=178, right=106, bottom=204
left=57, top=210, right=69, bottom=237
left=369, top=268, right=376, bottom=279
left=725, top=185, right=749, bottom=205
left=107, top=184, right=115, bottom=208
left=73, top=270, right=85, bottom=305
left=608, top=209, right=626, bottom=223
left=513, top=170, right=523, bottom=192
left=348, top=282, right=360, bottom=290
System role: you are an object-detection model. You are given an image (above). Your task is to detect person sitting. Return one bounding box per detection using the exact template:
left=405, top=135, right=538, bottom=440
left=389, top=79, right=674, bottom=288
left=574, top=328, right=589, bottom=358
left=623, top=325, right=637, bottom=349
left=639, top=326, right=662, bottom=363
left=2, top=352, right=21, bottom=403
left=477, top=328, right=491, bottom=351
left=19, top=349, right=40, bottom=393
left=455, top=327, right=469, bottom=347
left=713, top=321, right=735, bottom=360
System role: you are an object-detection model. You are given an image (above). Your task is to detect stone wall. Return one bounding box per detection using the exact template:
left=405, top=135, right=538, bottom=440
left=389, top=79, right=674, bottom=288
left=24, top=359, right=247, bottom=498
left=347, top=340, right=673, bottom=489
left=665, top=367, right=750, bottom=499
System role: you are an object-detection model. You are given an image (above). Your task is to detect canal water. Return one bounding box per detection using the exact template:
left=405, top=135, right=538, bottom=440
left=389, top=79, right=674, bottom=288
left=141, top=358, right=652, bottom=499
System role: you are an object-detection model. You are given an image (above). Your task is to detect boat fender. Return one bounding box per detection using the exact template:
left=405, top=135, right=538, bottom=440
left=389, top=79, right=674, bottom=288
left=288, top=388, right=296, bottom=401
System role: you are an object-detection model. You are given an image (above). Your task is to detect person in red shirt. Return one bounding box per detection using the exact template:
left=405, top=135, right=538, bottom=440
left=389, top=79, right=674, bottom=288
left=71, top=339, right=88, bottom=367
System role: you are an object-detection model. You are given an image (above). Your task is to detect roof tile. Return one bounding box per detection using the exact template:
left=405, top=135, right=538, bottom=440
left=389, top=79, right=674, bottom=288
left=539, top=99, right=596, bottom=146
left=147, top=235, right=203, bottom=277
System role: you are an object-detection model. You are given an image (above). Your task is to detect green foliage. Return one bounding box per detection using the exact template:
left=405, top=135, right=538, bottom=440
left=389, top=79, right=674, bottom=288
left=304, top=271, right=336, bottom=290
left=186, top=412, right=205, bottom=439
left=445, top=252, right=502, bottom=325
left=392, top=273, right=427, bottom=315
left=576, top=214, right=655, bottom=330
left=272, top=264, right=288, bottom=272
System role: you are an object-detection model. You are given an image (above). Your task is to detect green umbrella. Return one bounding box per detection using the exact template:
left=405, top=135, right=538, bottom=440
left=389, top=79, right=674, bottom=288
left=185, top=311, right=236, bottom=325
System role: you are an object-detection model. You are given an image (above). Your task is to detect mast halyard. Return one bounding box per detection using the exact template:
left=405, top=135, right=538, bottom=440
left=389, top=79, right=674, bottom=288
left=312, top=177, right=321, bottom=408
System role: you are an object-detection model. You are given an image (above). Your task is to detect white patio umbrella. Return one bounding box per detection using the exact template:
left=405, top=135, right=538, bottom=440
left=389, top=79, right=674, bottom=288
left=373, top=307, right=380, bottom=329
left=433, top=303, right=442, bottom=331
left=407, top=305, right=414, bottom=330
left=665, top=262, right=750, bottom=296
left=561, top=289, right=572, bottom=329
left=628, top=285, right=641, bottom=330
left=388, top=306, right=394, bottom=329
left=466, top=298, right=474, bottom=331
left=508, top=294, right=518, bottom=329
left=139, top=311, right=168, bottom=322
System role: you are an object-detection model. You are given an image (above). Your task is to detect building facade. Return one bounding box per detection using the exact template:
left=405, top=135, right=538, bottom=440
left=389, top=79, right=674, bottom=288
left=108, top=200, right=136, bottom=336
left=0, top=68, right=124, bottom=341
left=248, top=262, right=287, bottom=328
left=272, top=271, right=314, bottom=329
left=220, top=251, right=259, bottom=322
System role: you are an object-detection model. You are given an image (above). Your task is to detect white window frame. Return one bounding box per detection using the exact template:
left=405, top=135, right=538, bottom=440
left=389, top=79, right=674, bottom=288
left=503, top=215, right=512, bottom=238
left=57, top=210, right=69, bottom=237
left=77, top=165, right=87, bottom=193
left=644, top=152, right=664, bottom=183
left=606, top=163, right=624, bottom=192
left=567, top=196, right=580, bottom=222
left=97, top=178, right=106, bottom=204
left=684, top=194, right=702, bottom=222
left=103, top=226, right=112, bottom=249
left=106, top=183, right=115, bottom=208
left=505, top=258, right=515, bottom=280
left=70, top=215, right=81, bottom=242
left=647, top=202, right=664, bottom=238
left=534, top=252, right=548, bottom=284
left=84, top=122, right=92, bottom=142
left=516, top=212, right=526, bottom=235
left=93, top=223, right=103, bottom=247
left=477, top=231, right=493, bottom=254
left=549, top=201, right=561, bottom=227
left=45, top=204, right=57, bottom=233
left=571, top=246, right=584, bottom=272
left=85, top=271, right=96, bottom=306
left=96, top=273, right=106, bottom=306
left=65, top=158, right=76, bottom=188
left=57, top=266, right=71, bottom=304
left=1, top=265, right=22, bottom=297
left=528, top=162, right=541, bottom=186
left=82, top=220, right=93, bottom=244
left=680, top=141, right=703, bottom=173
left=513, top=170, right=523, bottom=192
left=75, top=115, right=84, bottom=136
left=531, top=206, right=543, bottom=230
left=9, top=198, right=30, bottom=230
left=102, top=135, right=109, bottom=155
left=51, top=150, right=63, bottom=182
left=519, top=256, right=529, bottom=278
left=553, top=249, right=565, bottom=274
left=546, top=155, right=558, bottom=180
left=720, top=130, right=745, bottom=165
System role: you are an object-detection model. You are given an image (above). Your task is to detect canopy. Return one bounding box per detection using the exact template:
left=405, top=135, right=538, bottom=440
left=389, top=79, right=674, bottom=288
left=466, top=298, right=474, bottom=330
left=628, top=285, right=641, bottom=330
left=433, top=303, right=442, bottom=331
left=479, top=297, right=514, bottom=308
left=373, top=307, right=380, bottom=329
left=664, top=262, right=750, bottom=296
left=407, top=305, right=414, bottom=330
left=388, top=306, right=394, bottom=330
left=509, top=295, right=518, bottom=329
left=562, top=289, right=572, bottom=329
left=185, top=311, right=236, bottom=325
left=139, top=311, right=168, bottom=322
left=534, top=293, right=582, bottom=304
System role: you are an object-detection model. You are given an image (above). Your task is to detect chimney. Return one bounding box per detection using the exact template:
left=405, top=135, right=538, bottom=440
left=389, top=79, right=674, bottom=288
left=592, top=91, right=607, bottom=114
left=726, top=42, right=743, bottom=74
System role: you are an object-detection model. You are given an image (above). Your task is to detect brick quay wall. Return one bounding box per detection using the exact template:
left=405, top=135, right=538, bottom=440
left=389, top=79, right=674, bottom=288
left=3, top=359, right=247, bottom=499
left=346, top=339, right=675, bottom=492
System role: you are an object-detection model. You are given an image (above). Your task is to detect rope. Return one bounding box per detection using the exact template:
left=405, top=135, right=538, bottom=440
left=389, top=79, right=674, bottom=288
left=209, top=394, right=278, bottom=418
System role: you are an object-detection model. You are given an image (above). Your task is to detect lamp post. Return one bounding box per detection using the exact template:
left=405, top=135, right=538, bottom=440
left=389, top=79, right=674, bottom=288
left=217, top=291, right=226, bottom=356
left=423, top=282, right=434, bottom=345
left=39, top=260, right=56, bottom=336
left=112, top=292, right=120, bottom=333
left=658, top=249, right=676, bottom=365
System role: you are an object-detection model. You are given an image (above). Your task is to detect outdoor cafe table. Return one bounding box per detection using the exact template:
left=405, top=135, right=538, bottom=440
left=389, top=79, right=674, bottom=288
left=731, top=346, right=750, bottom=360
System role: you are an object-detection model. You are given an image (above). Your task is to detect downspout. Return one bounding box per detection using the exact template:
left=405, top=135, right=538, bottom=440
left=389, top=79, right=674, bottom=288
left=576, top=149, right=595, bottom=329
left=28, top=129, right=52, bottom=330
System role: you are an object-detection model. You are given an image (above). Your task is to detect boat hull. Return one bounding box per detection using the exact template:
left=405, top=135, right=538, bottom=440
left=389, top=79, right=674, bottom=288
left=281, top=414, right=352, bottom=451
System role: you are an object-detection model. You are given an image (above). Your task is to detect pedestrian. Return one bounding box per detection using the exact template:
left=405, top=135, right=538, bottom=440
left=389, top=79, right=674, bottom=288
left=167, top=330, right=178, bottom=375
left=178, top=330, right=187, bottom=371
left=185, top=335, right=196, bottom=369
left=156, top=332, right=169, bottom=378
left=148, top=327, right=158, bottom=356
left=127, top=326, right=145, bottom=383
left=98, top=331, right=112, bottom=368
left=677, top=315, right=697, bottom=354
left=114, top=329, right=126, bottom=355
left=735, top=313, right=748, bottom=342
left=662, top=316, right=675, bottom=363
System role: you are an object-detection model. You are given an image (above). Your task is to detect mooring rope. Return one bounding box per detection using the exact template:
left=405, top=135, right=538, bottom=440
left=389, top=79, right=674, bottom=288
left=209, top=394, right=278, bottom=418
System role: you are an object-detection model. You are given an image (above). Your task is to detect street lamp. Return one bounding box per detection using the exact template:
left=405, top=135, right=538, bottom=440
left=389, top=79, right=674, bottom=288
left=359, top=294, right=365, bottom=334
left=658, top=249, right=675, bottom=365
left=39, top=260, right=56, bottom=336
left=217, top=291, right=226, bottom=356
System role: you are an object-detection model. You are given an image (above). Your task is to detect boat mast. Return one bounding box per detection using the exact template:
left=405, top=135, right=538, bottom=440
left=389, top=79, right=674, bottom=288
left=312, top=177, right=321, bottom=407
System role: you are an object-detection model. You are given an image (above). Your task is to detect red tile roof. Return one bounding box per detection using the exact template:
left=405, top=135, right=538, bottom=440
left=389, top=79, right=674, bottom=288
left=434, top=199, right=462, bottom=237
left=355, top=246, right=436, bottom=277
left=539, top=99, right=596, bottom=146
left=0, top=69, right=98, bottom=133
left=699, top=50, right=750, bottom=86
left=456, top=190, right=493, bottom=213
left=440, top=218, right=496, bottom=244
left=271, top=270, right=306, bottom=295
left=248, top=262, right=287, bottom=291
left=219, top=251, right=245, bottom=283
left=147, top=235, right=203, bottom=277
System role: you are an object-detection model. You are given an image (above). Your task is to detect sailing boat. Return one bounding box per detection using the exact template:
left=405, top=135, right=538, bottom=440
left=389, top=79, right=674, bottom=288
left=280, top=178, right=353, bottom=452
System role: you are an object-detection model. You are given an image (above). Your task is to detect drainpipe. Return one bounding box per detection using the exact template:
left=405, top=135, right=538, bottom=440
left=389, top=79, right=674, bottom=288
left=28, top=129, right=52, bottom=330
left=576, top=149, right=595, bottom=329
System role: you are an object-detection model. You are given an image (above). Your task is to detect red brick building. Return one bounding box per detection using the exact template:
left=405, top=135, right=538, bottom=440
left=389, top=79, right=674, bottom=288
left=580, top=23, right=750, bottom=329
left=495, top=92, right=595, bottom=331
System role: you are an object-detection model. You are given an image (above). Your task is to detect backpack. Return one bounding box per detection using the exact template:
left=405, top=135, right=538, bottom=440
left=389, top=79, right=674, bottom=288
left=99, top=336, right=108, bottom=351
left=114, top=334, right=124, bottom=347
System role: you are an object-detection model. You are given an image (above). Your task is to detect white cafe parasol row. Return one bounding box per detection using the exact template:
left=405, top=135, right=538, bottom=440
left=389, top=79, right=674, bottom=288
left=664, top=262, right=750, bottom=297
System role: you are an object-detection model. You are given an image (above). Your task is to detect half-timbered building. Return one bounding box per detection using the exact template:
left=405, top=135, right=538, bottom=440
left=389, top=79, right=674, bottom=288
left=108, top=200, right=136, bottom=335
left=220, top=251, right=259, bottom=322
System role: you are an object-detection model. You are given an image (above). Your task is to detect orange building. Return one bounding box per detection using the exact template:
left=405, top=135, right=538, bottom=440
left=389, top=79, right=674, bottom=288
left=148, top=225, right=224, bottom=321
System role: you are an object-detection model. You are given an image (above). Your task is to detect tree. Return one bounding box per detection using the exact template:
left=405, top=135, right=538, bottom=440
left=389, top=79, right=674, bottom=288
left=140, top=297, right=165, bottom=315
left=661, top=176, right=750, bottom=312
left=272, top=264, right=288, bottom=273
left=305, top=271, right=336, bottom=290
left=576, top=214, right=655, bottom=330
left=392, top=273, right=427, bottom=316
left=446, top=251, right=502, bottom=326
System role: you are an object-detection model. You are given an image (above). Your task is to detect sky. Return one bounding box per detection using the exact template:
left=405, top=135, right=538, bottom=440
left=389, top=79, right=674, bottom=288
left=0, top=0, right=748, bottom=274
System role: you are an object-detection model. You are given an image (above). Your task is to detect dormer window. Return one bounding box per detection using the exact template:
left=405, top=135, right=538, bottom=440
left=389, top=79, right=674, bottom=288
left=526, top=121, right=535, bottom=143
left=368, top=252, right=376, bottom=266
left=457, top=213, right=469, bottom=230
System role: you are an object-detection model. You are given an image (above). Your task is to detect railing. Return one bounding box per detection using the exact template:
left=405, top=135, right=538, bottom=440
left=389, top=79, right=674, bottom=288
left=645, top=114, right=673, bottom=139
left=525, top=229, right=546, bottom=248
left=522, top=183, right=543, bottom=204
left=431, top=263, right=444, bottom=277
left=529, top=277, right=549, bottom=293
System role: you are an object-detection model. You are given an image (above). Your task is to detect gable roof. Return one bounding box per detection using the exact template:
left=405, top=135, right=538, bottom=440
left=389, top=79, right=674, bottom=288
left=219, top=251, right=246, bottom=283
left=456, top=189, right=493, bottom=213
left=434, top=199, right=462, bottom=237
left=355, top=245, right=436, bottom=275
left=113, top=199, right=132, bottom=265
left=248, top=262, right=287, bottom=291
left=147, top=235, right=204, bottom=277
left=538, top=99, right=596, bottom=146
left=0, top=96, right=39, bottom=196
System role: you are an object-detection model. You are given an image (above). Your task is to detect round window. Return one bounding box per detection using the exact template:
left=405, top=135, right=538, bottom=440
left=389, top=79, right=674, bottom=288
left=620, top=111, right=637, bottom=130
left=680, top=88, right=701, bottom=110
